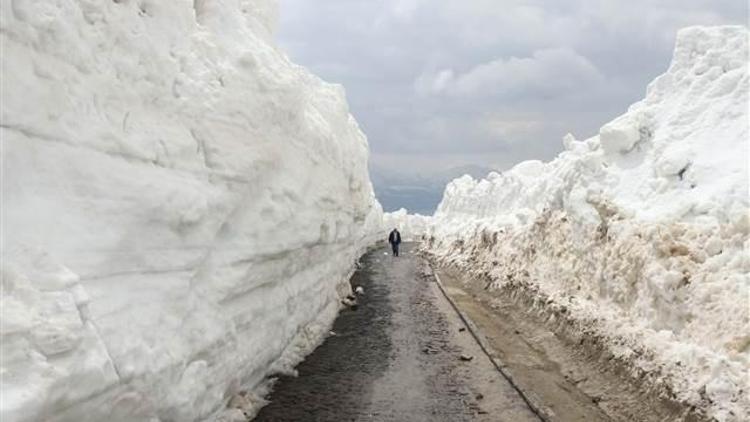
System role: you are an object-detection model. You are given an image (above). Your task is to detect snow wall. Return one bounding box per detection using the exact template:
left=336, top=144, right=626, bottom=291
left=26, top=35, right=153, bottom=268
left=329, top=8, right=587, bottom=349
left=0, top=1, right=383, bottom=421
left=424, top=26, right=749, bottom=421
left=383, top=208, right=431, bottom=241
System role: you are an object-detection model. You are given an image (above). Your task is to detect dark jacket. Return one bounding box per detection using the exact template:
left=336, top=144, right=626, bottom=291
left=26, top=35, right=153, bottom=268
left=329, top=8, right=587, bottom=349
left=388, top=230, right=401, bottom=245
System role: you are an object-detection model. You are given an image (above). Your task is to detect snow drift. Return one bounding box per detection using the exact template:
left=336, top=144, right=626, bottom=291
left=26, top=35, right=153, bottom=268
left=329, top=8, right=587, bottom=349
left=424, top=26, right=749, bottom=421
left=0, top=1, right=382, bottom=421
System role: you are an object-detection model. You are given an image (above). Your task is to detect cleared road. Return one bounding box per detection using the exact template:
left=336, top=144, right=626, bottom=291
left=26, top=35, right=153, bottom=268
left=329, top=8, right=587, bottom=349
left=254, top=243, right=540, bottom=422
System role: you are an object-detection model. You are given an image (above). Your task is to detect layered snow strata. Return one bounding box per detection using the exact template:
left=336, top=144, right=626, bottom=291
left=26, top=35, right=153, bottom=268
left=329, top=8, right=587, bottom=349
left=424, top=26, right=749, bottom=421
left=383, top=208, right=432, bottom=241
left=1, top=1, right=382, bottom=421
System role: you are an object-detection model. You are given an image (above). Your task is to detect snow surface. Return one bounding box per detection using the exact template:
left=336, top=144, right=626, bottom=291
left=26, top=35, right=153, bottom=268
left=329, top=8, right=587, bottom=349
left=424, top=26, right=749, bottom=421
left=1, top=1, right=382, bottom=421
left=383, top=208, right=430, bottom=241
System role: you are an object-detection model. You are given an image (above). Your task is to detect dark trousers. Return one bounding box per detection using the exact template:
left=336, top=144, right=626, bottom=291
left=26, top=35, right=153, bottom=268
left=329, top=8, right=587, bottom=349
left=391, top=243, right=399, bottom=256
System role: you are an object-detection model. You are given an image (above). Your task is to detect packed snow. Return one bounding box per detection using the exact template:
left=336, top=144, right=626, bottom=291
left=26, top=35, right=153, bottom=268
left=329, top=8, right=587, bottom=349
left=1, top=1, right=382, bottom=421
left=423, top=26, right=749, bottom=421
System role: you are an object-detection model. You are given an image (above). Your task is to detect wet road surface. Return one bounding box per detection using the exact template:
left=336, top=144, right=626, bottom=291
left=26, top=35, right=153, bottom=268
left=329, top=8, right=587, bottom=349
left=254, top=244, right=539, bottom=422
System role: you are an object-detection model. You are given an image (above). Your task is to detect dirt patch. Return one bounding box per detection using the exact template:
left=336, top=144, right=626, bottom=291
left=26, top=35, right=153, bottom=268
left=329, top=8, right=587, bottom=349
left=434, top=266, right=707, bottom=422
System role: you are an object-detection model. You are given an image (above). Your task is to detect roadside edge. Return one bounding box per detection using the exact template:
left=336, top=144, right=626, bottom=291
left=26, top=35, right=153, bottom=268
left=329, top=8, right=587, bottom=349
left=429, top=265, right=554, bottom=422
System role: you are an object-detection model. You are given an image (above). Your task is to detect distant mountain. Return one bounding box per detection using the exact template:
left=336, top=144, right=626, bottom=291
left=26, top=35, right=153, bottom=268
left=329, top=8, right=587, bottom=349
left=371, top=164, right=496, bottom=215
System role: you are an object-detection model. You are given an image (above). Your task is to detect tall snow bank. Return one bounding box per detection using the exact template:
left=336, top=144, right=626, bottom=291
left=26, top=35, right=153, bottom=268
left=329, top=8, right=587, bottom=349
left=425, top=26, right=749, bottom=421
left=382, top=208, right=431, bottom=241
left=0, top=1, right=382, bottom=421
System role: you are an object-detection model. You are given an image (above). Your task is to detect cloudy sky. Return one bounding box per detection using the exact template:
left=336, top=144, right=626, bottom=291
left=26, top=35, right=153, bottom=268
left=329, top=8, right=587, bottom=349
left=277, top=0, right=745, bottom=178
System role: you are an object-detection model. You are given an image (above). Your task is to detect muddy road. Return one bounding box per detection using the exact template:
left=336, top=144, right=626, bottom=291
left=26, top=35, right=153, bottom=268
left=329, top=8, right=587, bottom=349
left=254, top=243, right=539, bottom=421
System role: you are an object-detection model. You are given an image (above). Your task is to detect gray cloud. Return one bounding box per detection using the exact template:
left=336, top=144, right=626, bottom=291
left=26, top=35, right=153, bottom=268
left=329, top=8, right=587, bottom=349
left=276, top=0, right=745, bottom=186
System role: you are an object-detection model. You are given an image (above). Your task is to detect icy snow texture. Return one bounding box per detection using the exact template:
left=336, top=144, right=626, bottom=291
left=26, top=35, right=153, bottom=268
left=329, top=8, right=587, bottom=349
left=382, top=208, right=431, bottom=241
left=0, top=1, right=382, bottom=421
left=425, top=26, right=749, bottom=421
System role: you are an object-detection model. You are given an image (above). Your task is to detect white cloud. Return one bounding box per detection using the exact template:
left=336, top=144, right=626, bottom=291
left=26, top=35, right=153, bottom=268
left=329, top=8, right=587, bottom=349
left=480, top=114, right=546, bottom=141
left=414, top=69, right=454, bottom=95
left=416, top=48, right=604, bottom=99
left=389, top=0, right=426, bottom=21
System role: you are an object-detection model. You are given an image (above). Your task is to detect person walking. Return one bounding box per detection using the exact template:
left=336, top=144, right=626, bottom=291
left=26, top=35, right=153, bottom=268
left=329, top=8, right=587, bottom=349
left=388, top=228, right=402, bottom=257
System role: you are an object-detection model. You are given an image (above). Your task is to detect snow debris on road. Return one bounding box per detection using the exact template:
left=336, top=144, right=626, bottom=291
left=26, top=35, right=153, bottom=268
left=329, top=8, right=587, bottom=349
left=422, top=26, right=749, bottom=421
left=1, top=1, right=382, bottom=421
